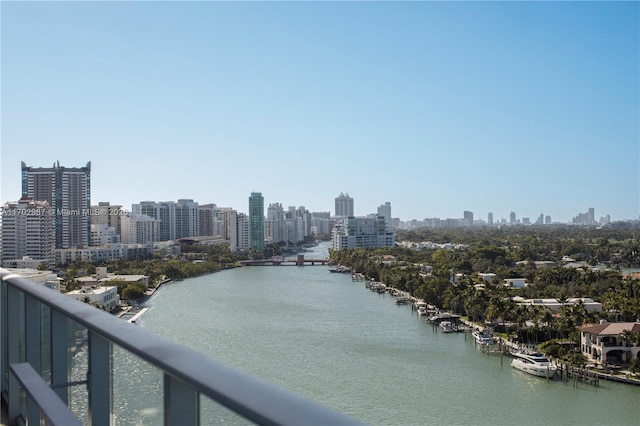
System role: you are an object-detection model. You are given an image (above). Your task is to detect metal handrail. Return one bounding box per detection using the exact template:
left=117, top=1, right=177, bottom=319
left=1, top=269, right=364, bottom=425
left=9, top=363, right=82, bottom=426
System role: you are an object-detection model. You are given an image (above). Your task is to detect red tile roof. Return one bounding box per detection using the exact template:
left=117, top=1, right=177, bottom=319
left=580, top=322, right=640, bottom=336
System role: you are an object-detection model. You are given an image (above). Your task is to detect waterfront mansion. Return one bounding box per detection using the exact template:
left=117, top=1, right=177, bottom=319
left=580, top=321, right=640, bottom=366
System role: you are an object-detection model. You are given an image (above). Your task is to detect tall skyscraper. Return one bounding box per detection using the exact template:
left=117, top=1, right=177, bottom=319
left=175, top=199, right=199, bottom=239
left=377, top=202, right=392, bottom=231
left=510, top=211, right=517, bottom=225
left=198, top=204, right=217, bottom=237
left=248, top=192, right=265, bottom=257
left=335, top=192, right=354, bottom=217
left=487, top=212, right=494, bottom=226
left=266, top=203, right=286, bottom=243
left=21, top=161, right=91, bottom=248
left=463, top=211, right=474, bottom=226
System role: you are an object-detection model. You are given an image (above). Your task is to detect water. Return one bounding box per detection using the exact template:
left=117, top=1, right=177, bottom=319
left=117, top=242, right=640, bottom=425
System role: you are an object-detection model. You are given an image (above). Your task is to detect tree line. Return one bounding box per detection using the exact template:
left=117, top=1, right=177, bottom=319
left=329, top=225, right=640, bottom=345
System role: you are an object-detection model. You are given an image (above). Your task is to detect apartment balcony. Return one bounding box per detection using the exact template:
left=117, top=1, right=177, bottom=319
left=1, top=269, right=362, bottom=425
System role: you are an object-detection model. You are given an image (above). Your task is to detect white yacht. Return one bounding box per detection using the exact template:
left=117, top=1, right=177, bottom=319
left=472, top=330, right=493, bottom=345
left=511, top=352, right=557, bottom=378
left=439, top=321, right=456, bottom=333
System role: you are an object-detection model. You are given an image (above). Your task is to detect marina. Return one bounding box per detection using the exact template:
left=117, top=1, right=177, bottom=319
left=124, top=243, right=640, bottom=425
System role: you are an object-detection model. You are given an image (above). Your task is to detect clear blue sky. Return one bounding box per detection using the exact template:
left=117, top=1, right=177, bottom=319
left=2, top=1, right=638, bottom=223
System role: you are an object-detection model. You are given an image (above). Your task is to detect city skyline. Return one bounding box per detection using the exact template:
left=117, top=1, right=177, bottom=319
left=0, top=160, right=628, bottom=226
left=2, top=2, right=638, bottom=222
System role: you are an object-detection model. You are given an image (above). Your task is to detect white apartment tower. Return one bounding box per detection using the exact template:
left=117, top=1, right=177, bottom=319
left=1, top=198, right=56, bottom=267
left=120, top=213, right=161, bottom=245
left=198, top=204, right=217, bottom=237
left=335, top=192, right=354, bottom=217
left=236, top=212, right=249, bottom=252
left=134, top=201, right=176, bottom=241
left=91, top=202, right=123, bottom=236
left=175, top=199, right=199, bottom=239
left=331, top=216, right=396, bottom=250
left=266, top=203, right=286, bottom=243
left=377, top=202, right=392, bottom=231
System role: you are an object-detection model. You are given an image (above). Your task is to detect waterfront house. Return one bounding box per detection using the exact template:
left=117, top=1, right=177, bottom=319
left=67, top=284, right=120, bottom=311
left=504, top=278, right=527, bottom=288
left=478, top=273, right=496, bottom=283
left=514, top=297, right=602, bottom=313
left=580, top=322, right=640, bottom=365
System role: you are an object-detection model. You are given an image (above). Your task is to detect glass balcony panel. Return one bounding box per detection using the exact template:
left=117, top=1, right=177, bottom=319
left=40, top=304, right=51, bottom=385
left=200, top=394, right=252, bottom=426
left=112, top=346, right=164, bottom=424
left=67, top=318, right=89, bottom=424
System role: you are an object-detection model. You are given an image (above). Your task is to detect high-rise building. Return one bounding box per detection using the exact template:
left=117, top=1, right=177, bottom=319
left=510, top=212, right=516, bottom=225
left=120, top=213, right=160, bottom=244
left=21, top=161, right=91, bottom=248
left=334, top=192, right=354, bottom=217
left=134, top=201, right=176, bottom=241
left=175, top=199, right=199, bottom=239
left=266, top=203, right=286, bottom=244
left=198, top=204, right=217, bottom=237
left=487, top=212, right=494, bottom=226
left=377, top=202, right=392, bottom=231
left=1, top=197, right=56, bottom=267
left=463, top=211, right=474, bottom=226
left=91, top=202, right=123, bottom=237
left=236, top=212, right=249, bottom=252
left=248, top=192, right=264, bottom=257
left=588, top=208, right=595, bottom=226
left=331, top=216, right=395, bottom=250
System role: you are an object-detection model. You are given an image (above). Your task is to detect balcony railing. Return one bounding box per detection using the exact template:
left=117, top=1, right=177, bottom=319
left=1, top=269, right=363, bottom=425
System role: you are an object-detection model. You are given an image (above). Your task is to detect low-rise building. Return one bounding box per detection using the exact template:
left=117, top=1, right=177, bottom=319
left=478, top=273, right=496, bottom=283
left=580, top=322, right=640, bottom=365
left=77, top=267, right=149, bottom=289
left=66, top=285, right=119, bottom=311
left=513, top=297, right=602, bottom=312
left=504, top=278, right=528, bottom=288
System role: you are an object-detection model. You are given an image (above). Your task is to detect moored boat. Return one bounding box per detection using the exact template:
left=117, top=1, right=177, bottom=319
left=511, top=352, right=557, bottom=378
left=472, top=329, right=494, bottom=345
left=439, top=321, right=456, bottom=333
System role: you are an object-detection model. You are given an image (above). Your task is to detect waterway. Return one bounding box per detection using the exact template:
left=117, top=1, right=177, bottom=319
left=112, top=242, right=640, bottom=425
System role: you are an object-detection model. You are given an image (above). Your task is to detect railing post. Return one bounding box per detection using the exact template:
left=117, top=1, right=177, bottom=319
left=88, top=330, right=112, bottom=426
left=25, top=294, right=42, bottom=423
left=1, top=280, right=6, bottom=401
left=50, top=308, right=69, bottom=404
left=7, top=285, right=23, bottom=424
left=164, top=374, right=199, bottom=426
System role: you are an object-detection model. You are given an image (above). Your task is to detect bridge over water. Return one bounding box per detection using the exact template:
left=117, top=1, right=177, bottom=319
left=240, top=255, right=330, bottom=266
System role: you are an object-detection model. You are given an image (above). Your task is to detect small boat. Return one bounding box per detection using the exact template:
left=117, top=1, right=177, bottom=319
left=472, top=329, right=494, bottom=345
left=511, top=352, right=557, bottom=378
left=395, top=296, right=410, bottom=305
left=439, top=321, right=456, bottom=333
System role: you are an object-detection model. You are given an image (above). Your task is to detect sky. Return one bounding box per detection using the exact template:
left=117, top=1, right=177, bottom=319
left=1, top=1, right=638, bottom=223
